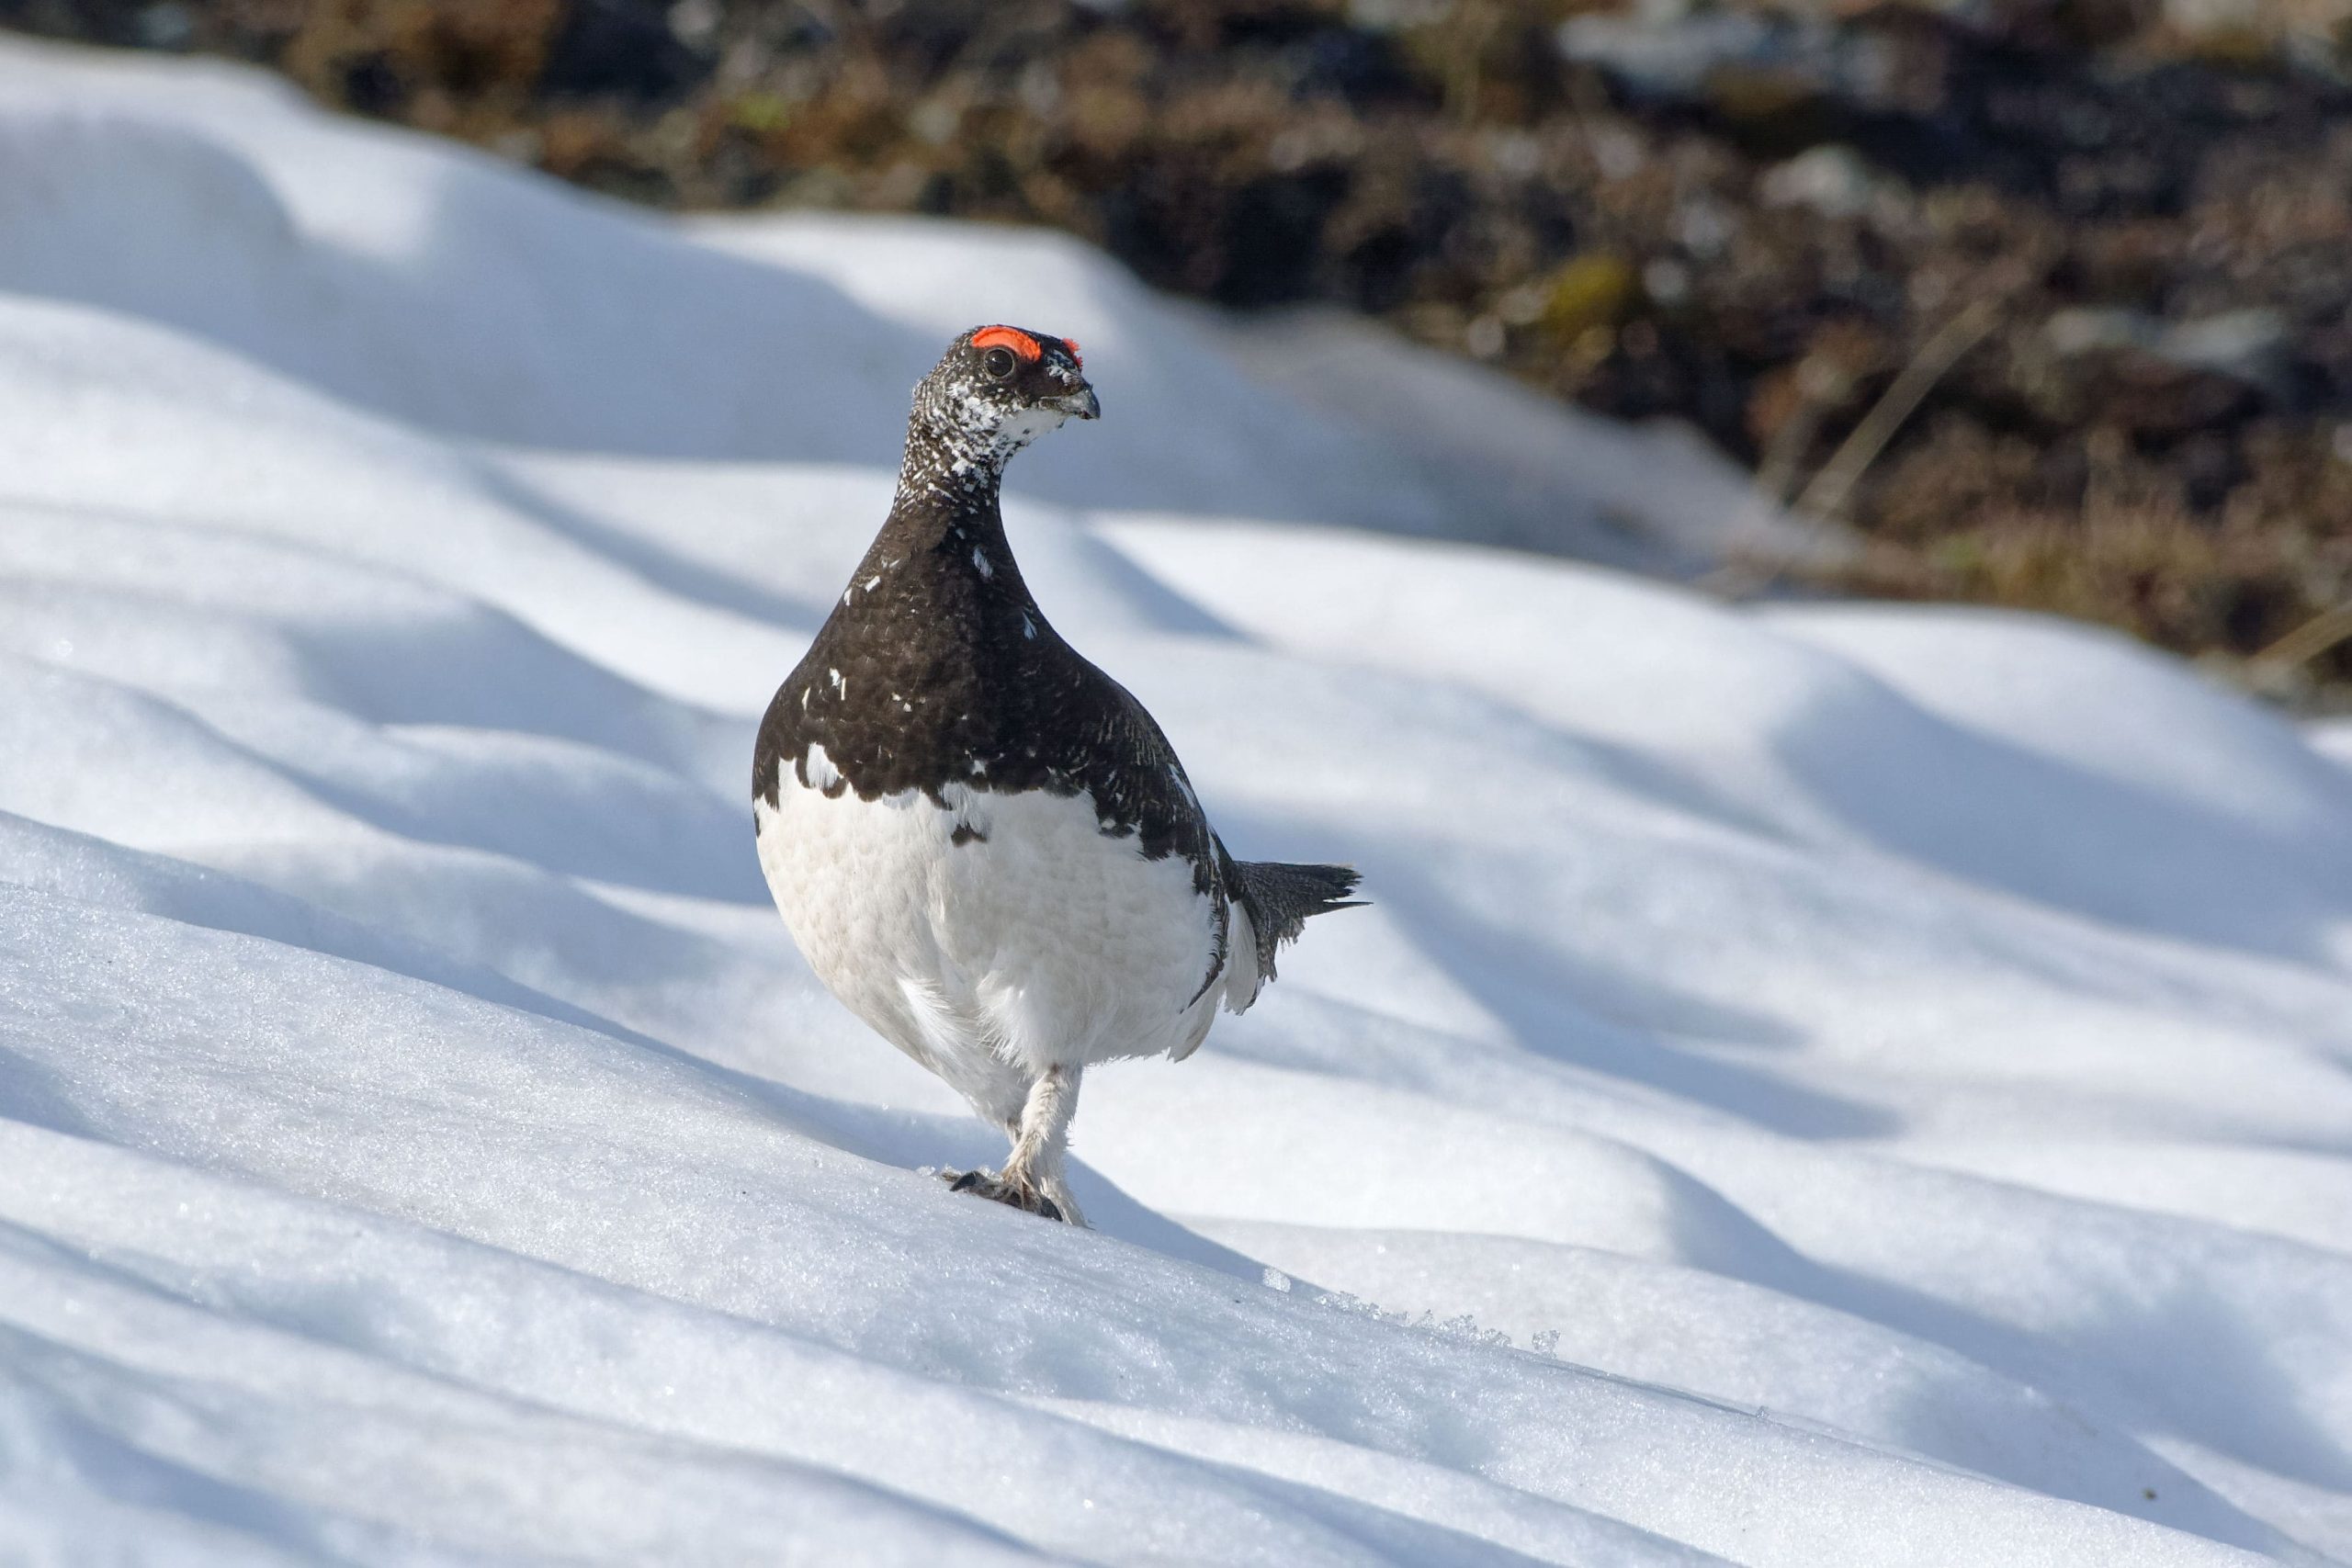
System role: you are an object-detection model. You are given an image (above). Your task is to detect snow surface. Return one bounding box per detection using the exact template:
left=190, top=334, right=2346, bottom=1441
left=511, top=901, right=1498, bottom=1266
left=1, top=35, right=2349, bottom=1568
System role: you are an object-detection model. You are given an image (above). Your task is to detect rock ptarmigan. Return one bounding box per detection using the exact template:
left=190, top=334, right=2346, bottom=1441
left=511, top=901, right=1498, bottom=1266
left=752, top=325, right=1362, bottom=1226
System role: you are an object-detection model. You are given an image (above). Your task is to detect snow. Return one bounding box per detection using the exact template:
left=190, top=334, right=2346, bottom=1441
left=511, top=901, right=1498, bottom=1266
left=0, top=33, right=2348, bottom=1567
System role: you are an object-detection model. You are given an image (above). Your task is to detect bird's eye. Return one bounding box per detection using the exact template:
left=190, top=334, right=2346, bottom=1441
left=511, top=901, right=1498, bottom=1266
left=982, top=346, right=1017, bottom=380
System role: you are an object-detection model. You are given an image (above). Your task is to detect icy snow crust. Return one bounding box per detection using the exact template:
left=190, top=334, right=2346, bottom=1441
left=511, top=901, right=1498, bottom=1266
left=0, top=37, right=2348, bottom=1568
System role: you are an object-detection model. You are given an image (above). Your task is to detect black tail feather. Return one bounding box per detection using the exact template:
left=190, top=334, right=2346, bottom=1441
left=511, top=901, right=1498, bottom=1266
left=1233, top=860, right=1364, bottom=982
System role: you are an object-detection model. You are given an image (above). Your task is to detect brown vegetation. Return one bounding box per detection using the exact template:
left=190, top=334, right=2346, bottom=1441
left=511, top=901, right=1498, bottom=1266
left=11, top=0, right=2352, bottom=697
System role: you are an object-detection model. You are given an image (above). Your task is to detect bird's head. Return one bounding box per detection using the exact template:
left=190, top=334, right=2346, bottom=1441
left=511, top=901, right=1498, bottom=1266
left=907, top=325, right=1098, bottom=478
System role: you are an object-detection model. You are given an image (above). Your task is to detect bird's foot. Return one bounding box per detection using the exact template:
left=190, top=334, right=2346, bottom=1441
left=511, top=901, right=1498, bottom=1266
left=940, top=1166, right=1064, bottom=1223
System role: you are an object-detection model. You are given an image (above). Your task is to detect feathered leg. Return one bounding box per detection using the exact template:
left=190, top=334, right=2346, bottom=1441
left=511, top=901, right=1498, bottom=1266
left=943, top=1065, right=1085, bottom=1224
left=1015, top=1066, right=1085, bottom=1227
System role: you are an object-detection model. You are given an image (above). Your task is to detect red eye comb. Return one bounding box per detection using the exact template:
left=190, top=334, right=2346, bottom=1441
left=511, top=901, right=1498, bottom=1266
left=1062, top=338, right=1082, bottom=368
left=974, top=326, right=1043, bottom=362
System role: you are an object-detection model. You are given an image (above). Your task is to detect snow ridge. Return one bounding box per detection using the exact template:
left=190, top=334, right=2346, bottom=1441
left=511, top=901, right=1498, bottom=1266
left=0, top=37, right=2348, bottom=1568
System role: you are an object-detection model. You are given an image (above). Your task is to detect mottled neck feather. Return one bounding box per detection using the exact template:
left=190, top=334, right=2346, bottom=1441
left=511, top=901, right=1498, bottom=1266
left=858, top=405, right=1052, bottom=626
left=895, top=409, right=1001, bottom=512
left=882, top=412, right=1012, bottom=558
left=890, top=375, right=1066, bottom=518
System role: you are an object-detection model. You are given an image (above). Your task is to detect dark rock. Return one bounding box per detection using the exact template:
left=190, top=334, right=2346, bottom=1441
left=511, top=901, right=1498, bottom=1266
left=540, top=0, right=710, bottom=105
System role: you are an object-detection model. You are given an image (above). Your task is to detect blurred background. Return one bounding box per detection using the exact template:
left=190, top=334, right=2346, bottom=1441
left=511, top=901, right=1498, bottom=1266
left=11, top=0, right=2350, bottom=705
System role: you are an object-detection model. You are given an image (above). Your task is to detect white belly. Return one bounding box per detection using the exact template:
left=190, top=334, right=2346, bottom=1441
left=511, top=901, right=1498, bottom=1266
left=756, top=746, right=1225, bottom=1115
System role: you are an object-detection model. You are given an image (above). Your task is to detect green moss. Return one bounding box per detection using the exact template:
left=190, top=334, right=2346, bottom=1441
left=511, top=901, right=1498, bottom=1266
left=1541, top=253, right=1639, bottom=341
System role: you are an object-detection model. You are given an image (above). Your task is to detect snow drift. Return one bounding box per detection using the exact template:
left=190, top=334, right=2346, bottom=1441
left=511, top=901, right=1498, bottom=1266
left=0, top=35, right=2347, bottom=1568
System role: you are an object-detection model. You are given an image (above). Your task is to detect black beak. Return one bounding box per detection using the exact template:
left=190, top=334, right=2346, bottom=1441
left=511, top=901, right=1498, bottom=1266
left=1060, top=384, right=1100, bottom=421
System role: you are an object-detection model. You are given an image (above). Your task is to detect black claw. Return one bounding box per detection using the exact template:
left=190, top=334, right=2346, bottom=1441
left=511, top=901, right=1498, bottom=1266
left=940, top=1166, right=1063, bottom=1221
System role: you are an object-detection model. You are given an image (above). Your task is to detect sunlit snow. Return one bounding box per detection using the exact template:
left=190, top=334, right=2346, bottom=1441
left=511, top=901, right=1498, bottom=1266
left=1, top=36, right=2348, bottom=1568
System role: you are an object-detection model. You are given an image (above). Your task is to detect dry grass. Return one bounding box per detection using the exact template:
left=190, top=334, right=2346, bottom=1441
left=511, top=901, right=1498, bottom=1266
left=11, top=0, right=2352, bottom=700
